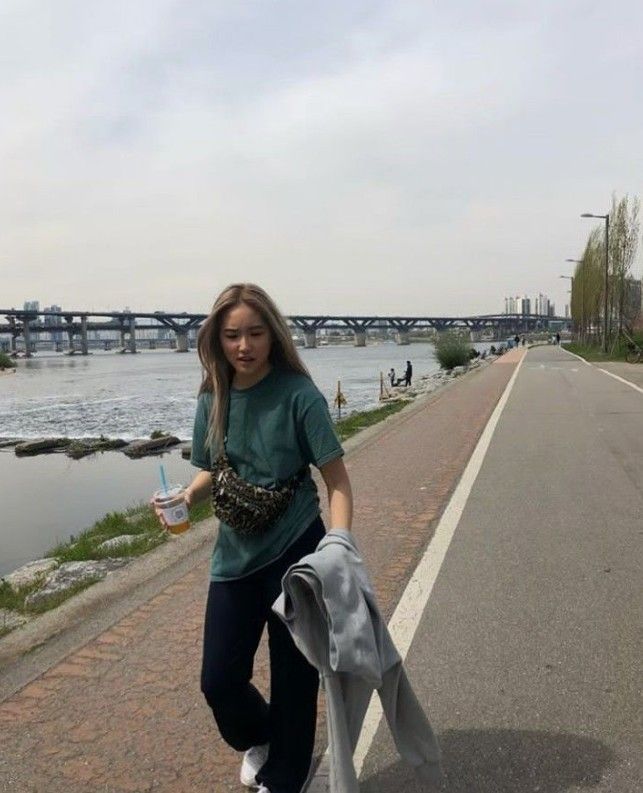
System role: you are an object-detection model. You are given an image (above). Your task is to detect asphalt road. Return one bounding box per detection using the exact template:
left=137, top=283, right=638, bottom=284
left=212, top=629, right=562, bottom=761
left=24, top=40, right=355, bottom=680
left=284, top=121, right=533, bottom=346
left=360, top=344, right=642, bottom=792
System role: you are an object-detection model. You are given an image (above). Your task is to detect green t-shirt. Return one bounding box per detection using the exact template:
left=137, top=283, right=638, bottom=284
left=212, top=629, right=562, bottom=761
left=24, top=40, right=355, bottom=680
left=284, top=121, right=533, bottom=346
left=190, top=367, right=344, bottom=581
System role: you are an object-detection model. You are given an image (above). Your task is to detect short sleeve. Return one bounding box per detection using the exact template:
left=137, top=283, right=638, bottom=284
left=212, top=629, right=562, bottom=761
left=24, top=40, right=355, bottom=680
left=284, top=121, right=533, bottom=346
left=190, top=394, right=212, bottom=470
left=298, top=396, right=344, bottom=469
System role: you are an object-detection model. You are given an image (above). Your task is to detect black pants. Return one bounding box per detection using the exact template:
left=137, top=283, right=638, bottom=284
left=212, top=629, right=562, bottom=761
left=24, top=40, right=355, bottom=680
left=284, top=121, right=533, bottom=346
left=201, top=517, right=325, bottom=793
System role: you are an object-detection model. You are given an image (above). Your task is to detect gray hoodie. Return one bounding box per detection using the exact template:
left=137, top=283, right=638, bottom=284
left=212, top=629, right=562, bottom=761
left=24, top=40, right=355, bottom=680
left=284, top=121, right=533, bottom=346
left=272, top=530, right=442, bottom=791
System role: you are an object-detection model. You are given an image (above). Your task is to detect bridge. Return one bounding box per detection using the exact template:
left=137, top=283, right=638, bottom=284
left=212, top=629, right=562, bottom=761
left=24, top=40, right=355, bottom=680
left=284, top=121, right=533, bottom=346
left=0, top=308, right=568, bottom=356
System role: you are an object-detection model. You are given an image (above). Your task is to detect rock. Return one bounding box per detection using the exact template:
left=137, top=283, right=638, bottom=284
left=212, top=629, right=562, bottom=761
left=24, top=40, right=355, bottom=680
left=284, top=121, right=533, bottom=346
left=0, top=439, right=19, bottom=449
left=122, top=436, right=181, bottom=458
left=180, top=443, right=192, bottom=459
left=3, top=558, right=58, bottom=590
left=66, top=437, right=128, bottom=459
left=451, top=366, right=467, bottom=376
left=24, top=559, right=130, bottom=610
left=0, top=609, right=27, bottom=633
left=98, top=534, right=140, bottom=552
left=15, top=438, right=71, bottom=456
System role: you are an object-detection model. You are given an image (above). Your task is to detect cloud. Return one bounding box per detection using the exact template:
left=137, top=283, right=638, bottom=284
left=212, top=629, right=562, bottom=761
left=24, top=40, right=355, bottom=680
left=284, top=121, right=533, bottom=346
left=1, top=1, right=641, bottom=315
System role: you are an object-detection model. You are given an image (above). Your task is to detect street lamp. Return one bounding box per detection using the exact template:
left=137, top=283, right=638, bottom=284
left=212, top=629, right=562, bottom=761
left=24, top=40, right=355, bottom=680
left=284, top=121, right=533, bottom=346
left=565, top=259, right=585, bottom=344
left=581, top=212, right=609, bottom=352
left=559, top=275, right=574, bottom=337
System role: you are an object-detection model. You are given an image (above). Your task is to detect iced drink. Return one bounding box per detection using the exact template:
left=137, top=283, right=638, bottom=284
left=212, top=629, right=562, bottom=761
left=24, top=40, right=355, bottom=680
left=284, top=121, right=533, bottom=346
left=153, top=485, right=190, bottom=534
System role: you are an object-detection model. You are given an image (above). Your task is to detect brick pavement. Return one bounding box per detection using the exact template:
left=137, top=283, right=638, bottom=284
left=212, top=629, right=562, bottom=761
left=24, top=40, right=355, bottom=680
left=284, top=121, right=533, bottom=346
left=0, top=350, right=523, bottom=792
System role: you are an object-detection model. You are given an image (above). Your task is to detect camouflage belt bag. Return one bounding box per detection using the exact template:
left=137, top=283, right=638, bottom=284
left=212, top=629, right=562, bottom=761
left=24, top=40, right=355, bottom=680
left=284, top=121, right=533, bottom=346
left=210, top=453, right=304, bottom=536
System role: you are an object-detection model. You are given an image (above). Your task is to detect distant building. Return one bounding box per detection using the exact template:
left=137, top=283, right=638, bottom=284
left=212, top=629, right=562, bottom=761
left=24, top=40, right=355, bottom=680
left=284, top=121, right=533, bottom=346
left=43, top=305, right=63, bottom=342
left=504, top=293, right=552, bottom=316
left=23, top=300, right=42, bottom=330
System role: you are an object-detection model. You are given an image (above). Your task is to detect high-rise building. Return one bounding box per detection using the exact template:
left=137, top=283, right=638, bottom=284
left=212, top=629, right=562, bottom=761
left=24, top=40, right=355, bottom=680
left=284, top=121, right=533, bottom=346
left=23, top=300, right=41, bottom=328
left=43, top=304, right=63, bottom=342
left=504, top=292, right=556, bottom=316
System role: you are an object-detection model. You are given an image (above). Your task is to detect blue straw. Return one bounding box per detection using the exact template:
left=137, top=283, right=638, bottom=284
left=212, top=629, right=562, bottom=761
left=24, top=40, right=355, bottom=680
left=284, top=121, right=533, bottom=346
left=159, top=464, right=169, bottom=495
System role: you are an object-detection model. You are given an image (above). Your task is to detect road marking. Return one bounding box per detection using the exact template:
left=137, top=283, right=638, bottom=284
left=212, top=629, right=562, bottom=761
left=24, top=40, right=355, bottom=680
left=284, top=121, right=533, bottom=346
left=561, top=347, right=592, bottom=366
left=597, top=368, right=643, bottom=395
left=560, top=346, right=642, bottom=393
left=347, top=352, right=528, bottom=778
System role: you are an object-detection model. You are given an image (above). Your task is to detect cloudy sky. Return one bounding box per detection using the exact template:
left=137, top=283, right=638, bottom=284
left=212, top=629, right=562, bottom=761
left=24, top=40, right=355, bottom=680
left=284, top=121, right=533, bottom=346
left=1, top=0, right=641, bottom=316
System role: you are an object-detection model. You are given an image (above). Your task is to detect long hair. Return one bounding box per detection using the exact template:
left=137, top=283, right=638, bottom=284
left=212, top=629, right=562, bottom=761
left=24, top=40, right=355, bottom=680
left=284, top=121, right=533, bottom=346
left=196, top=283, right=311, bottom=451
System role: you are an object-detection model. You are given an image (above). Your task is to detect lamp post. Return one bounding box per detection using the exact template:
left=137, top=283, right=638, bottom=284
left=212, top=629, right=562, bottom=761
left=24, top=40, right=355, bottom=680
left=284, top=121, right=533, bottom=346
left=559, top=275, right=574, bottom=339
left=581, top=212, right=609, bottom=352
left=565, top=258, right=585, bottom=344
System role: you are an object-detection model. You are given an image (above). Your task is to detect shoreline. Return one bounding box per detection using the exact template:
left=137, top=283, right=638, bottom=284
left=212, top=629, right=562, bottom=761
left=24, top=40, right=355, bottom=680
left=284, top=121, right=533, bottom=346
left=0, top=354, right=497, bottom=665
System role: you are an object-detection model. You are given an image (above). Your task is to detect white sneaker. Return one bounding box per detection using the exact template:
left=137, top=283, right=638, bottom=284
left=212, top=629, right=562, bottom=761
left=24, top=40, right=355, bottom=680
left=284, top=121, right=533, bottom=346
left=240, top=743, right=269, bottom=788
left=257, top=788, right=271, bottom=793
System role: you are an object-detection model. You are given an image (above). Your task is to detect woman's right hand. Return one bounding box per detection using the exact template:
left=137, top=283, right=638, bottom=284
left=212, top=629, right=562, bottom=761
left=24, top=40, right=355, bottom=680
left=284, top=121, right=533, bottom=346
left=150, top=489, right=192, bottom=530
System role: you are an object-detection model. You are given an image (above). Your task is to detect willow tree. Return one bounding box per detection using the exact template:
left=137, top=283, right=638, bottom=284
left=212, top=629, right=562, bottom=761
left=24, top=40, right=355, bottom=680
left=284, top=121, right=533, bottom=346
left=573, top=229, right=604, bottom=345
left=609, top=194, right=640, bottom=340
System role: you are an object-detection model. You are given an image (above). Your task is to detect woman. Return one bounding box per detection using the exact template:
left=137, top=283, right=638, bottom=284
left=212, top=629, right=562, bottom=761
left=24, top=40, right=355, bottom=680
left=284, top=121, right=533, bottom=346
left=162, top=283, right=353, bottom=793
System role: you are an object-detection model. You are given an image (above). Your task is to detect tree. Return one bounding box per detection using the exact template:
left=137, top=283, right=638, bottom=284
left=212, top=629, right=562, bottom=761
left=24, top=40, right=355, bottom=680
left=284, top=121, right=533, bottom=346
left=609, top=194, right=640, bottom=340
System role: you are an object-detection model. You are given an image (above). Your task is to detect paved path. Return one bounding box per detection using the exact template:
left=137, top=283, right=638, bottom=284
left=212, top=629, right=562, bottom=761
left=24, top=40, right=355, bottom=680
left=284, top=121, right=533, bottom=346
left=359, top=345, right=642, bottom=791
left=0, top=351, right=523, bottom=792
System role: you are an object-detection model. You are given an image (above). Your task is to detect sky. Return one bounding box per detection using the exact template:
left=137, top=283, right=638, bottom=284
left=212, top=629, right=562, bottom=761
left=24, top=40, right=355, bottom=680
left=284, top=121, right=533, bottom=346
left=1, top=0, right=642, bottom=317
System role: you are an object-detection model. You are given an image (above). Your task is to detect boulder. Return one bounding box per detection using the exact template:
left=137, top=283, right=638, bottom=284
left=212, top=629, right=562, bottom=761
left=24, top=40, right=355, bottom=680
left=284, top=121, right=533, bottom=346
left=98, top=535, right=140, bottom=552
left=15, top=438, right=71, bottom=456
left=24, top=558, right=130, bottom=610
left=0, top=609, right=27, bottom=633
left=3, top=558, right=58, bottom=590
left=122, top=436, right=181, bottom=458
left=66, top=437, right=129, bottom=459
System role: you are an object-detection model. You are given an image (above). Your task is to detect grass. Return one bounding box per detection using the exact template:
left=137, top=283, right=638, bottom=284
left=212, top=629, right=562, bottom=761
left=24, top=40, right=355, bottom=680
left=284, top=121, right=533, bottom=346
left=0, top=575, right=104, bottom=617
left=0, top=498, right=215, bottom=625
left=0, top=580, right=37, bottom=612
left=334, top=400, right=408, bottom=442
left=44, top=503, right=168, bottom=563
left=25, top=577, right=103, bottom=615
left=564, top=332, right=643, bottom=363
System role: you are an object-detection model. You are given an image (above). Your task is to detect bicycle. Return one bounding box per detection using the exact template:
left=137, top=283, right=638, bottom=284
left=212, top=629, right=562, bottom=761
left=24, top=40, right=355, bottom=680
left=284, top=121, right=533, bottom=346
left=622, top=329, right=642, bottom=363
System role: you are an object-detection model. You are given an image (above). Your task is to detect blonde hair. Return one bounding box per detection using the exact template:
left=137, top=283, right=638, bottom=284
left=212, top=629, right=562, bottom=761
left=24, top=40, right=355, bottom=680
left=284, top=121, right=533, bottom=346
left=196, top=283, right=311, bottom=451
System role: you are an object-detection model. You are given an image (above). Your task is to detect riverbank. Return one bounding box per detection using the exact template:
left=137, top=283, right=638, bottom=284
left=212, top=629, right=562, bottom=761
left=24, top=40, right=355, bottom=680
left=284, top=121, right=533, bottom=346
left=0, top=354, right=495, bottom=651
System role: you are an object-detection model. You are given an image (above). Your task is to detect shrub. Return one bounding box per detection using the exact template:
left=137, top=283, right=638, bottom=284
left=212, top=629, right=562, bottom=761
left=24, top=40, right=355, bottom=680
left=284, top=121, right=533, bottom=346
left=434, top=332, right=471, bottom=370
left=0, top=352, right=14, bottom=370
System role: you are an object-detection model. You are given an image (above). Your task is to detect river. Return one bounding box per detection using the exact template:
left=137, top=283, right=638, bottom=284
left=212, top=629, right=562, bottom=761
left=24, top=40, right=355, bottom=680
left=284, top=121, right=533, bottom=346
left=0, top=342, right=485, bottom=575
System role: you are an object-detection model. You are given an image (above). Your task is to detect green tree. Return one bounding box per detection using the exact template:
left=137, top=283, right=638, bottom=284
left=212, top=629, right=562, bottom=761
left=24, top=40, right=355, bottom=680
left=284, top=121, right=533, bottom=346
left=609, top=194, right=640, bottom=341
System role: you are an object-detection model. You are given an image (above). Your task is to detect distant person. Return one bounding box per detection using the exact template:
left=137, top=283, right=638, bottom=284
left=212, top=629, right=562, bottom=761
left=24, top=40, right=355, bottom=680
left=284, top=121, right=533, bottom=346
left=404, top=360, right=413, bottom=387
left=388, top=368, right=396, bottom=387
left=556, top=332, right=561, bottom=345
left=514, top=334, right=520, bottom=348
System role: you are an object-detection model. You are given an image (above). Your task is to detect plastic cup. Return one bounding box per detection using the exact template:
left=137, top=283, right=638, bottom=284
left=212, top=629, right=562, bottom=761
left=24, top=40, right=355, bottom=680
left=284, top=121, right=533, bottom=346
left=153, top=485, right=190, bottom=535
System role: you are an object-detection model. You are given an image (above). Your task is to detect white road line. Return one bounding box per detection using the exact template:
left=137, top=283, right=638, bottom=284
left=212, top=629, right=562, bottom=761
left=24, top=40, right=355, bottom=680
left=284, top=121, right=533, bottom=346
left=559, top=346, right=642, bottom=393
left=597, top=368, right=643, bottom=395
left=347, top=352, right=528, bottom=778
left=560, top=347, right=591, bottom=366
